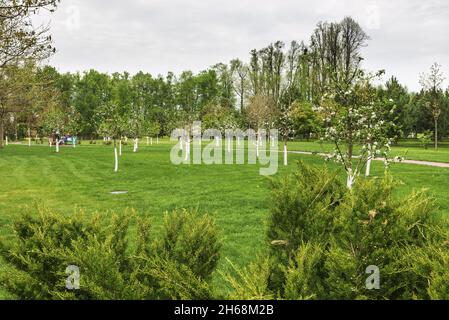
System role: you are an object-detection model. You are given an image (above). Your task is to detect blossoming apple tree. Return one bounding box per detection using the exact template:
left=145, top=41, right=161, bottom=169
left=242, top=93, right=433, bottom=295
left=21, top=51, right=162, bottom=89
left=319, top=70, right=397, bottom=189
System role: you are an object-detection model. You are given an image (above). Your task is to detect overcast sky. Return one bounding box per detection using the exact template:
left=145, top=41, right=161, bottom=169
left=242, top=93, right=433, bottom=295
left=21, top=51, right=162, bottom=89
left=40, top=0, right=449, bottom=91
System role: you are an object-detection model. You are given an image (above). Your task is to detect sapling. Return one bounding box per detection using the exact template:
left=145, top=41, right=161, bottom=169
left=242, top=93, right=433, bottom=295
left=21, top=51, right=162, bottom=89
left=96, top=101, right=127, bottom=173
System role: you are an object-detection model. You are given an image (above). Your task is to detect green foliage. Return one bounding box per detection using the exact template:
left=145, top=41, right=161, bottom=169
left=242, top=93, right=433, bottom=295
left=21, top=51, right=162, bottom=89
left=154, top=209, right=221, bottom=280
left=223, top=257, right=274, bottom=300
left=0, top=206, right=221, bottom=300
left=289, top=101, right=322, bottom=139
left=267, top=162, right=345, bottom=289
left=418, top=131, right=433, bottom=149
left=227, top=162, right=449, bottom=300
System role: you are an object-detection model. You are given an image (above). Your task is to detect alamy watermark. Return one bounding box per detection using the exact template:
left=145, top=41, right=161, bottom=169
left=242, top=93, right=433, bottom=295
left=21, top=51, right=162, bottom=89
left=66, top=265, right=80, bottom=290
left=365, top=265, right=381, bottom=290
left=170, top=122, right=279, bottom=176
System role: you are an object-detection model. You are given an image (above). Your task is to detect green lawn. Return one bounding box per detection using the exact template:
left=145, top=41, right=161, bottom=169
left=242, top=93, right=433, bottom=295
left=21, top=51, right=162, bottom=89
left=287, top=139, right=449, bottom=163
left=1, top=139, right=449, bottom=298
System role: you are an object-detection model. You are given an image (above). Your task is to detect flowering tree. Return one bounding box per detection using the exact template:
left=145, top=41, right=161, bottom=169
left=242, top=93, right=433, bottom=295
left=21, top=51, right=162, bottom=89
left=42, top=107, right=66, bottom=153
left=277, top=103, right=294, bottom=166
left=127, top=107, right=144, bottom=153
left=319, top=70, right=396, bottom=189
left=65, top=106, right=82, bottom=148
left=96, top=102, right=127, bottom=172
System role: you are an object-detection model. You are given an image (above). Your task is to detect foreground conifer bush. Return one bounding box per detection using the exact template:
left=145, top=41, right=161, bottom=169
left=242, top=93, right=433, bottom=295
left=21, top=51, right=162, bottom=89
left=226, top=162, right=449, bottom=300
left=0, top=207, right=221, bottom=300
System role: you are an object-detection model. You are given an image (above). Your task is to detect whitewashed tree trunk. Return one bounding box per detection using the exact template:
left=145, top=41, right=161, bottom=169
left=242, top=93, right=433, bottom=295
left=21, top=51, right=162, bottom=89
left=227, top=137, right=231, bottom=153
left=5, top=136, right=8, bottom=146
left=346, top=168, right=355, bottom=189
left=365, top=158, right=372, bottom=177
left=114, top=145, right=119, bottom=173
left=56, top=140, right=60, bottom=153
left=157, top=136, right=159, bottom=144
left=365, top=144, right=373, bottom=177
left=147, top=136, right=149, bottom=146
left=151, top=137, right=153, bottom=145
left=256, top=142, right=259, bottom=158
left=284, top=143, right=288, bottom=166
left=28, top=137, right=31, bottom=147
left=119, top=139, right=122, bottom=156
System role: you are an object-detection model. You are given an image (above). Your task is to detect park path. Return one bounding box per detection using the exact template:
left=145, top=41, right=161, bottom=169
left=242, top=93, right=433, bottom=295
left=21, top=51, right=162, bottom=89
left=289, top=150, right=449, bottom=168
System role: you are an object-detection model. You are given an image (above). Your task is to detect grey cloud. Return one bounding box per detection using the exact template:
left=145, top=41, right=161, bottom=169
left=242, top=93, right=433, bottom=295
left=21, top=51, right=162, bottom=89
left=43, top=0, right=449, bottom=91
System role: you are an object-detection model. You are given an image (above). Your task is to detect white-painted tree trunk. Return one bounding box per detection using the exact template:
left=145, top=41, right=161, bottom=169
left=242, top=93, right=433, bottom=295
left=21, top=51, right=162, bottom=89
left=227, top=137, right=231, bottom=153
left=133, top=138, right=139, bottom=153
left=147, top=136, right=149, bottom=146
left=5, top=136, right=8, bottom=146
left=28, top=137, right=31, bottom=147
left=284, top=144, right=288, bottom=166
left=157, top=136, right=159, bottom=144
left=151, top=137, right=153, bottom=145
left=256, top=142, right=259, bottom=158
left=365, top=144, right=372, bottom=177
left=56, top=140, right=60, bottom=153
left=114, top=146, right=119, bottom=172
left=216, top=136, right=220, bottom=147
left=366, top=158, right=372, bottom=177
left=346, top=169, right=355, bottom=189
left=119, top=139, right=122, bottom=156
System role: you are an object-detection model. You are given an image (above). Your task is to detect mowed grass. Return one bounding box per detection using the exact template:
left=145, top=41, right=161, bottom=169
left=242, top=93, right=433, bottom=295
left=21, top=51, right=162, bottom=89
left=0, top=139, right=449, bottom=298
left=287, top=139, right=449, bottom=163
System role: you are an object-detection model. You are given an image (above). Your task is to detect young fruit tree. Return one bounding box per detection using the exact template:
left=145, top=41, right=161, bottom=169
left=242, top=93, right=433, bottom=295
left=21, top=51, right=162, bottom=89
left=319, top=70, right=396, bottom=189
left=245, top=95, right=276, bottom=159
left=277, top=102, right=295, bottom=166
left=419, top=63, right=445, bottom=150
left=128, top=107, right=144, bottom=153
left=96, top=102, right=127, bottom=173
left=42, top=107, right=66, bottom=153
left=65, top=106, right=82, bottom=148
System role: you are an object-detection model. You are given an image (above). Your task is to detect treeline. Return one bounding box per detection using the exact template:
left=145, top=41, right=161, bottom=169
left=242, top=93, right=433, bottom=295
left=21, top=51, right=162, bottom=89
left=1, top=16, right=449, bottom=145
